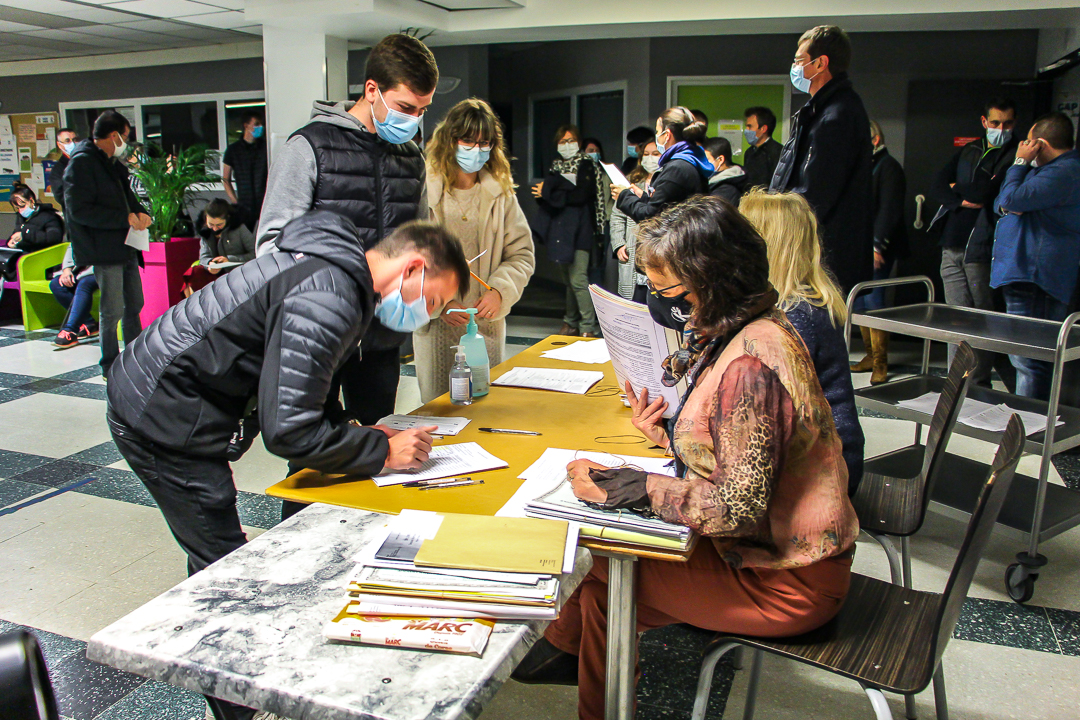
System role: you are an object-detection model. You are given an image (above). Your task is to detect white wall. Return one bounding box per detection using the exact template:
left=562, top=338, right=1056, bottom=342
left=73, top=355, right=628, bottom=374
left=1039, top=25, right=1080, bottom=128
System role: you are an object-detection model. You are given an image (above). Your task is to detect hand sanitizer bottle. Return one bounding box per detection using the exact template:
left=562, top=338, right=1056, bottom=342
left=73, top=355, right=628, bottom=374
left=449, top=345, right=473, bottom=406
left=447, top=308, right=490, bottom=398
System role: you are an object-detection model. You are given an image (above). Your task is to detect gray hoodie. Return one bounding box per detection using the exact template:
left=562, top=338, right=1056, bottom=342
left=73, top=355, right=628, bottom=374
left=255, top=100, right=428, bottom=256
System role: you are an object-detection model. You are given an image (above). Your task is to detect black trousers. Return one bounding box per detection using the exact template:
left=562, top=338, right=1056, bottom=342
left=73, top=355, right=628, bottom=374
left=280, top=346, right=401, bottom=521
left=108, top=412, right=257, bottom=720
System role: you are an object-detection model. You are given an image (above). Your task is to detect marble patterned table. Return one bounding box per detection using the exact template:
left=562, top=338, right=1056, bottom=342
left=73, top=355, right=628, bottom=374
left=88, top=503, right=593, bottom=720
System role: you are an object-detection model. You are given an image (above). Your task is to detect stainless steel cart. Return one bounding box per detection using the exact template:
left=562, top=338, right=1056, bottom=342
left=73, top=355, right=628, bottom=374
left=846, top=276, right=1080, bottom=602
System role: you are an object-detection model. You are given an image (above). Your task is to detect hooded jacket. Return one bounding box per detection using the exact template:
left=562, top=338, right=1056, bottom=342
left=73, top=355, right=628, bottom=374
left=63, top=139, right=147, bottom=266
left=616, top=141, right=711, bottom=223
left=255, top=100, right=427, bottom=350
left=707, top=165, right=748, bottom=206
left=106, top=210, right=389, bottom=475
left=770, top=73, right=874, bottom=294
left=9, top=203, right=64, bottom=252
left=197, top=210, right=257, bottom=267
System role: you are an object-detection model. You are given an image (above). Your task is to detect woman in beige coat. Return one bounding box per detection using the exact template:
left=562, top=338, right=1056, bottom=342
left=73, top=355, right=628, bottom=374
left=415, top=98, right=535, bottom=403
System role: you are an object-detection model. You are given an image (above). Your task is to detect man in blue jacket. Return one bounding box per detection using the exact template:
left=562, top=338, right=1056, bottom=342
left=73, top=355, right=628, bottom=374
left=991, top=112, right=1080, bottom=400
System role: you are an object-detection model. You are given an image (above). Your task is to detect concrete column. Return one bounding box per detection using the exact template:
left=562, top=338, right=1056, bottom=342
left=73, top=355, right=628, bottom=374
left=262, top=26, right=348, bottom=160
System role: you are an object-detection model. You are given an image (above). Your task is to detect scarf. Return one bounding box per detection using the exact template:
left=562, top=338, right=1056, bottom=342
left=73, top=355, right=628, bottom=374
left=660, top=286, right=780, bottom=386
left=550, top=152, right=607, bottom=236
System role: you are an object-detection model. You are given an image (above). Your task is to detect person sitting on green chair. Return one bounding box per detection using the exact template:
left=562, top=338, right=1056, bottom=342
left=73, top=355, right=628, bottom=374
left=49, top=245, right=98, bottom=349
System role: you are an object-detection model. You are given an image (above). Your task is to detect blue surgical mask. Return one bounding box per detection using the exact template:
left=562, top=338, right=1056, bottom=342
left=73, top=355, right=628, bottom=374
left=18, top=205, right=34, bottom=218
left=251, top=125, right=264, bottom=139
left=790, top=61, right=819, bottom=94
left=744, top=128, right=759, bottom=146
left=62, top=141, right=76, bottom=156
left=655, top=133, right=666, bottom=154
left=456, top=144, right=490, bottom=174
left=986, top=127, right=1012, bottom=147
left=375, top=267, right=430, bottom=332
left=373, top=89, right=422, bottom=145
left=627, top=145, right=639, bottom=158
left=587, top=151, right=601, bottom=163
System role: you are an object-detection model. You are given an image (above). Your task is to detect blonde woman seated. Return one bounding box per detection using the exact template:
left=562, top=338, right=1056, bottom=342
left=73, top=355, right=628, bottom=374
left=415, top=98, right=535, bottom=403
left=740, top=189, right=865, bottom=494
left=512, top=196, right=859, bottom=720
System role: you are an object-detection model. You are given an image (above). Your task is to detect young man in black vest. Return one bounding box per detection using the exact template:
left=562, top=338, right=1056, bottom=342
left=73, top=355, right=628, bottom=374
left=256, top=33, right=437, bottom=475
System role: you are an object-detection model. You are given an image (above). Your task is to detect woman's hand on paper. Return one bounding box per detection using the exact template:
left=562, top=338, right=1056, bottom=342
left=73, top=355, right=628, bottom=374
left=566, top=459, right=608, bottom=503
left=384, top=426, right=437, bottom=470
left=474, top=288, right=502, bottom=320
left=625, top=381, right=669, bottom=448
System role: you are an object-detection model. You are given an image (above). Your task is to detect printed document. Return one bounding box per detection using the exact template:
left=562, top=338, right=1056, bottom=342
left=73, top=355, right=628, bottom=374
left=492, top=366, right=605, bottom=394
left=600, top=162, right=631, bottom=187
left=373, top=442, right=507, bottom=487
left=377, top=414, right=472, bottom=436
left=540, top=339, right=611, bottom=364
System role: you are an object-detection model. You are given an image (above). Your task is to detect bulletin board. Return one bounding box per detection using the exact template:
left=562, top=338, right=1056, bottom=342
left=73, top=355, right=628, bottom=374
left=0, top=111, right=60, bottom=213
left=669, top=77, right=792, bottom=167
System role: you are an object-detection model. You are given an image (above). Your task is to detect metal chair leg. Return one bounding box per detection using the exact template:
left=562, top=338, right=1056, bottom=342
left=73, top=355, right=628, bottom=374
left=867, top=531, right=903, bottom=586
left=932, top=664, right=949, bottom=720
left=691, top=642, right=738, bottom=720
left=732, top=646, right=745, bottom=670
left=864, top=687, right=896, bottom=720
left=741, top=649, right=764, bottom=720
left=901, top=536, right=914, bottom=589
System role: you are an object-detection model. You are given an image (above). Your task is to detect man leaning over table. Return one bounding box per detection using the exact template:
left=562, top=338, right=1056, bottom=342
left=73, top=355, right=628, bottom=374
left=105, top=212, right=469, bottom=720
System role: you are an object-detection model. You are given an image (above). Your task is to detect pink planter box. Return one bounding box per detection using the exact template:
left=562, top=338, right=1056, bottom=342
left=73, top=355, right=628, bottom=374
left=139, top=236, right=200, bottom=328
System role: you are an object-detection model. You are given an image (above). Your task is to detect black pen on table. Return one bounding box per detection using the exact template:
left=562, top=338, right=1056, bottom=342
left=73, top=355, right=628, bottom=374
left=401, top=476, right=470, bottom=488
left=478, top=427, right=542, bottom=436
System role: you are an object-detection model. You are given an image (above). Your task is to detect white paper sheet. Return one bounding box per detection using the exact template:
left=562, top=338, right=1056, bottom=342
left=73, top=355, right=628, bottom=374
left=540, top=339, right=611, bottom=365
left=600, top=162, right=631, bottom=187
left=125, top=227, right=150, bottom=251
left=560, top=172, right=578, bottom=186
left=895, top=392, right=1060, bottom=436
left=377, top=414, right=472, bottom=436
left=492, top=366, right=604, bottom=395
left=589, top=285, right=685, bottom=417
left=372, top=442, right=507, bottom=487
left=207, top=260, right=243, bottom=270
left=497, top=448, right=676, bottom=518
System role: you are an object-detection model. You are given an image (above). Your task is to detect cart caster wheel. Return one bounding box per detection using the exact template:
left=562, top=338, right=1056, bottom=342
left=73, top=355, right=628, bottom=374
left=1005, top=563, right=1036, bottom=603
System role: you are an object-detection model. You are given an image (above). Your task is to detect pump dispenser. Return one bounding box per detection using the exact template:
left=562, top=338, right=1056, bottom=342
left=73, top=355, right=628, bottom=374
left=447, top=308, right=490, bottom=397
left=449, top=345, right=472, bottom=405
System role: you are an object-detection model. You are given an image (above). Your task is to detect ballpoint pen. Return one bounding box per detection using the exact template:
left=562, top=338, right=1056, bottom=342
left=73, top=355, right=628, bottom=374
left=478, top=428, right=542, bottom=436
left=418, top=479, right=485, bottom=490
left=401, top=476, right=470, bottom=488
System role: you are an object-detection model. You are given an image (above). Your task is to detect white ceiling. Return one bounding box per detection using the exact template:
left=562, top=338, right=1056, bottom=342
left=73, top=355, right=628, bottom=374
left=0, top=0, right=260, bottom=61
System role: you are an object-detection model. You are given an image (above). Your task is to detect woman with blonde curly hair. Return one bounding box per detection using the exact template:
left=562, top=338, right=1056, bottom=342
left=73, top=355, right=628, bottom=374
left=414, top=98, right=535, bottom=403
left=740, top=188, right=864, bottom=494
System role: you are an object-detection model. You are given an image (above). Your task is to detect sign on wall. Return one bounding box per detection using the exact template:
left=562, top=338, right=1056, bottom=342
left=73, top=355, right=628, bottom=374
left=0, top=111, right=60, bottom=213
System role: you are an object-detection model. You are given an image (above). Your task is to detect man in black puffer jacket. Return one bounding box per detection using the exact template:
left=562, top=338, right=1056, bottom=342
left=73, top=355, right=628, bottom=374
left=770, top=25, right=874, bottom=296
left=107, top=210, right=467, bottom=575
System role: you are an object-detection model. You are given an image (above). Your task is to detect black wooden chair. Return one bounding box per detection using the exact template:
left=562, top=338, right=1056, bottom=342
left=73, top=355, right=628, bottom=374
left=690, top=412, right=1025, bottom=720
left=852, top=341, right=978, bottom=591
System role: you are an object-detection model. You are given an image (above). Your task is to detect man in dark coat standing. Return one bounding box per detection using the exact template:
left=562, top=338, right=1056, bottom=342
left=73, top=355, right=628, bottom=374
left=770, top=25, right=874, bottom=296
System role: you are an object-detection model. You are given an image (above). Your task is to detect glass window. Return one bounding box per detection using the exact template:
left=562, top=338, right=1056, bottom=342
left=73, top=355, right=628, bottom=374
left=532, top=96, right=571, bottom=179
left=224, top=99, right=266, bottom=147
left=577, top=90, right=623, bottom=165
left=141, top=101, right=218, bottom=153
left=64, top=106, right=137, bottom=142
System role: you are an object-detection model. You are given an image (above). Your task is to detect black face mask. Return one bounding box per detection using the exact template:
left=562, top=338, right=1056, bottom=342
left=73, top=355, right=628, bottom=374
left=647, top=289, right=692, bottom=331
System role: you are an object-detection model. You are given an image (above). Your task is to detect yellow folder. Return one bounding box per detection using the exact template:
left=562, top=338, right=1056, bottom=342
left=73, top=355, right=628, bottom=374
left=413, top=513, right=568, bottom=575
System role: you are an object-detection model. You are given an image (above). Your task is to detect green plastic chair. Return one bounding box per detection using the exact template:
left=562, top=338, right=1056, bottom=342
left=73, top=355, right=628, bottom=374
left=17, top=243, right=100, bottom=331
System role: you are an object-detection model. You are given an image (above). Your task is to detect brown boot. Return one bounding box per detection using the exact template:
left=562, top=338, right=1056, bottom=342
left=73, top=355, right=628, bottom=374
left=870, top=329, right=890, bottom=385
left=557, top=323, right=580, bottom=337
left=850, top=326, right=874, bottom=372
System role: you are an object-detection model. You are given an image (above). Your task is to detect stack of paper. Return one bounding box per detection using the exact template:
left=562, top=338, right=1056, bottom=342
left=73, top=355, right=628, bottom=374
left=589, top=285, right=685, bottom=418
left=492, top=366, right=605, bottom=394
left=373, top=442, right=507, bottom=487
left=498, top=448, right=692, bottom=551
left=540, top=339, right=611, bottom=364
left=896, top=392, right=1062, bottom=436
left=377, top=414, right=472, bottom=436
left=337, top=510, right=579, bottom=622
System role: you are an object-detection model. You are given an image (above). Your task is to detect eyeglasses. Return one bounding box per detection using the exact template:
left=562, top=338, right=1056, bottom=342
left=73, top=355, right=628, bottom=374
left=646, top=279, right=685, bottom=296
left=458, top=139, right=493, bottom=151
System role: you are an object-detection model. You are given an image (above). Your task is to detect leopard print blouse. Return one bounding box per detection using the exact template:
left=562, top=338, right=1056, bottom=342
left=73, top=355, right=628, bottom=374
left=645, top=309, right=860, bottom=570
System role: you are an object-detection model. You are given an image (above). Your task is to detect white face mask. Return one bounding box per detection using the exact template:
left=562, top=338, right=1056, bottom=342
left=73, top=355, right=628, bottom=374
left=641, top=155, right=660, bottom=174
left=558, top=142, right=579, bottom=159
left=112, top=133, right=128, bottom=159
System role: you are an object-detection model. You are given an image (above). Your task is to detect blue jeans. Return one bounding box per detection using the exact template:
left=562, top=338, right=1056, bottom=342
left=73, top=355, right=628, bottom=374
left=851, top=260, right=895, bottom=313
left=1001, top=282, right=1070, bottom=400
left=49, top=274, right=99, bottom=332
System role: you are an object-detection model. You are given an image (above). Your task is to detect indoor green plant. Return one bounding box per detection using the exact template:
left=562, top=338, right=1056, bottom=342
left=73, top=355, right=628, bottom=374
left=130, top=144, right=221, bottom=242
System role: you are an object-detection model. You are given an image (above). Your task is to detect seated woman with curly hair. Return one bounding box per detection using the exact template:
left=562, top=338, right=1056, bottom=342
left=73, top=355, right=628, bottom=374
left=512, top=196, right=860, bottom=720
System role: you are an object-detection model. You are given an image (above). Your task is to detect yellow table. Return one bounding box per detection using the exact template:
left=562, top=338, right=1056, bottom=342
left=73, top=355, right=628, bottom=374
left=266, top=335, right=688, bottom=720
